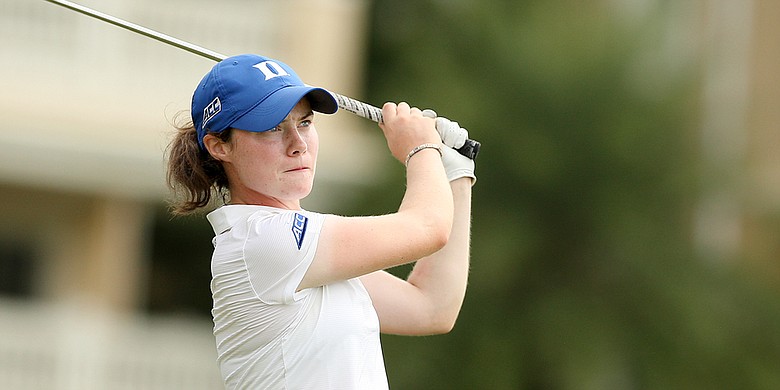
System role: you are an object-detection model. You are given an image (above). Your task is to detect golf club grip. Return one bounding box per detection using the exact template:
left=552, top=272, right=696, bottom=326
left=333, top=93, right=481, bottom=160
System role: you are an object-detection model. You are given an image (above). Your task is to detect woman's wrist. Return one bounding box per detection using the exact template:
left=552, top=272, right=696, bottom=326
left=405, top=143, right=443, bottom=166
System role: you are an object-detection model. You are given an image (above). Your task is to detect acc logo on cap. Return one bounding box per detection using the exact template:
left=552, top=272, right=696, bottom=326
left=202, top=97, right=222, bottom=128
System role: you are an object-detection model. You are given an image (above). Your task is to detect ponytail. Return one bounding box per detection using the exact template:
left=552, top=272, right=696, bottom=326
left=165, top=113, right=230, bottom=215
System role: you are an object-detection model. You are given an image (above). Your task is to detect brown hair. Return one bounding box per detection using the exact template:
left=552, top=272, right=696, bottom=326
left=165, top=113, right=232, bottom=215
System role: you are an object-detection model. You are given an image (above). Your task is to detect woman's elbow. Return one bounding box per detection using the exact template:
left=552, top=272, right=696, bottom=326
left=424, top=314, right=459, bottom=335
left=426, top=212, right=452, bottom=252
left=402, top=204, right=452, bottom=255
left=430, top=223, right=450, bottom=252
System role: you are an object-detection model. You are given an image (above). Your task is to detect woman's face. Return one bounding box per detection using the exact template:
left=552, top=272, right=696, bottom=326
left=210, top=99, right=319, bottom=209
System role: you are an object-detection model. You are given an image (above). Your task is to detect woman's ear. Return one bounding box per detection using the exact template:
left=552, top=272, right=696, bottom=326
left=203, top=133, right=230, bottom=162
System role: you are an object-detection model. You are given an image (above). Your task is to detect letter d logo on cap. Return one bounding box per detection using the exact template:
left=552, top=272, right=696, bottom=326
left=253, top=61, right=290, bottom=80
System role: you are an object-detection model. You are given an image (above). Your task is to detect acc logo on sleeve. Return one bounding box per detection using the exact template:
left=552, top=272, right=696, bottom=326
left=291, top=213, right=308, bottom=250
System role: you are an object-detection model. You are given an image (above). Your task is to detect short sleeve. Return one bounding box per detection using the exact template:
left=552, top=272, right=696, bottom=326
left=242, top=210, right=325, bottom=304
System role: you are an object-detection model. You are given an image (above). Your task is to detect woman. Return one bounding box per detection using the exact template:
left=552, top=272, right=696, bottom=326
left=166, top=54, right=475, bottom=389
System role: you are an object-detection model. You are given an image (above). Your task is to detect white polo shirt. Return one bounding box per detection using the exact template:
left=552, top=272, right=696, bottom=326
left=207, top=205, right=388, bottom=390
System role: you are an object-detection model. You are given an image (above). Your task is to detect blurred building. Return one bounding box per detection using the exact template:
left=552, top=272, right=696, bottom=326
left=0, top=0, right=378, bottom=388
left=693, top=0, right=780, bottom=277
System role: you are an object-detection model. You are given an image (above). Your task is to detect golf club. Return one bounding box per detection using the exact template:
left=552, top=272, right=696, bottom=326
left=42, top=0, right=480, bottom=159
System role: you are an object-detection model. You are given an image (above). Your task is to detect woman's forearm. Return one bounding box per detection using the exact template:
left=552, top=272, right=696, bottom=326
left=405, top=177, right=472, bottom=332
left=396, top=149, right=455, bottom=257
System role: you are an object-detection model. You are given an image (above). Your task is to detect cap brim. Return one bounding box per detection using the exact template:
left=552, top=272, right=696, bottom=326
left=230, top=86, right=338, bottom=133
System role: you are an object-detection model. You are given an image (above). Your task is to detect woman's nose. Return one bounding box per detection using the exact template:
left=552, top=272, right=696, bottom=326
left=286, top=128, right=308, bottom=156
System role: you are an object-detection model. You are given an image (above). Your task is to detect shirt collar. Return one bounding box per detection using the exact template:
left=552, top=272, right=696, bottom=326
left=206, top=205, right=278, bottom=235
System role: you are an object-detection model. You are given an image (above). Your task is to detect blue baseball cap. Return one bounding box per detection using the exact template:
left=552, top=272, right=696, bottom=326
left=191, top=54, right=339, bottom=149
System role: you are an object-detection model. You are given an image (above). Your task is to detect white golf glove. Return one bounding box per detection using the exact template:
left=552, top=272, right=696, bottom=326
left=422, top=110, right=476, bottom=185
left=441, top=143, right=476, bottom=184
left=422, top=109, right=467, bottom=149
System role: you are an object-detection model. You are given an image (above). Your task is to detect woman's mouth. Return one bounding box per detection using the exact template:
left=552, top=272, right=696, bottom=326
left=285, top=166, right=309, bottom=173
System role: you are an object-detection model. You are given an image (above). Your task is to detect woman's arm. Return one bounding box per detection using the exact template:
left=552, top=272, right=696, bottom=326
left=297, top=102, right=454, bottom=290
left=360, top=177, right=472, bottom=335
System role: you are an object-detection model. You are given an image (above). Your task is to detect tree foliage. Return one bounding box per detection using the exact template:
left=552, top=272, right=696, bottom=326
left=355, top=1, right=780, bottom=388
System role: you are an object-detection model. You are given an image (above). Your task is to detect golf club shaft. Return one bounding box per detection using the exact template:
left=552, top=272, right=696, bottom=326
left=43, top=0, right=226, bottom=62
left=43, top=0, right=480, bottom=159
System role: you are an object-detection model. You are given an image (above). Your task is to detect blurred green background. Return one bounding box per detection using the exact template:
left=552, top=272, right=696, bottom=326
left=349, top=1, right=780, bottom=389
